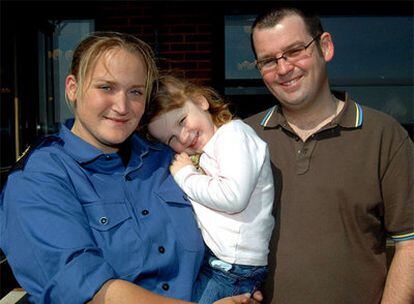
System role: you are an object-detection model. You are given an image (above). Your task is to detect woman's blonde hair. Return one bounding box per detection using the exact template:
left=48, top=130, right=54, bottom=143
left=66, top=31, right=158, bottom=107
left=142, top=74, right=233, bottom=136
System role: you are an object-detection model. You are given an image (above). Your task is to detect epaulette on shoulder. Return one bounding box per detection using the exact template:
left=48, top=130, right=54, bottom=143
left=10, top=135, right=61, bottom=172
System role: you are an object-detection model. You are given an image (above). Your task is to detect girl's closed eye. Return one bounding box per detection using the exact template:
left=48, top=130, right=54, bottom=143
left=179, top=116, right=186, bottom=126
left=167, top=135, right=176, bottom=146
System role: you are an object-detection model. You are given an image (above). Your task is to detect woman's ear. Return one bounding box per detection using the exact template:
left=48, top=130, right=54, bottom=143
left=194, top=95, right=210, bottom=111
left=319, top=32, right=334, bottom=62
left=65, top=74, right=78, bottom=103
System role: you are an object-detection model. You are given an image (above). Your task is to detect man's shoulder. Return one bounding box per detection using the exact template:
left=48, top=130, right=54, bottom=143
left=361, top=105, right=410, bottom=137
left=244, top=107, right=275, bottom=129
left=362, top=105, right=400, bottom=124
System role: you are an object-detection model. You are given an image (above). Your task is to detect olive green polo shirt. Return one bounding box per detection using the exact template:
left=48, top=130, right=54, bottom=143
left=245, top=92, right=414, bottom=304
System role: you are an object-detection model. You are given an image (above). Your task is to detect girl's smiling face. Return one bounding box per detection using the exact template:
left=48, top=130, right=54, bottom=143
left=148, top=96, right=217, bottom=155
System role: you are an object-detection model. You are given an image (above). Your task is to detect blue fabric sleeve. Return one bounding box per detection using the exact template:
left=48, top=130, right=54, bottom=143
left=2, top=161, right=116, bottom=303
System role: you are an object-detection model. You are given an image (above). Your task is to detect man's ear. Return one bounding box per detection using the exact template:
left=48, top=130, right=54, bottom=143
left=65, top=74, right=78, bottom=103
left=320, top=32, right=334, bottom=62
left=194, top=95, right=210, bottom=111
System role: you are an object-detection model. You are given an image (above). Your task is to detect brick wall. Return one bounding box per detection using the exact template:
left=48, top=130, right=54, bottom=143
left=96, top=1, right=218, bottom=85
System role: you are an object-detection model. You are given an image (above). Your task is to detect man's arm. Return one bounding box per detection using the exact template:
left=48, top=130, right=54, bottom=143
left=381, top=239, right=414, bottom=303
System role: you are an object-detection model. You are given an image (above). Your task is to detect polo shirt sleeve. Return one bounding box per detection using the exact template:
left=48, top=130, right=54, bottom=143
left=173, top=121, right=268, bottom=214
left=1, top=154, right=115, bottom=303
left=382, top=133, right=414, bottom=242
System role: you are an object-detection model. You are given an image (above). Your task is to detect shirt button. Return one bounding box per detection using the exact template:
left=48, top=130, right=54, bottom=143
left=158, top=246, right=165, bottom=254
left=162, top=283, right=169, bottom=291
left=99, top=216, right=109, bottom=225
left=125, top=175, right=132, bottom=181
left=141, top=209, right=149, bottom=216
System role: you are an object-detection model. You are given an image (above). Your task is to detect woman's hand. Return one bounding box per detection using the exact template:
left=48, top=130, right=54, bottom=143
left=170, top=152, right=193, bottom=176
left=213, top=290, right=263, bottom=304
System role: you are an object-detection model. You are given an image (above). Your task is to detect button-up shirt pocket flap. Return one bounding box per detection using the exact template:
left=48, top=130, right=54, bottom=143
left=84, top=202, right=131, bottom=232
left=155, top=191, right=191, bottom=206
left=155, top=177, right=191, bottom=206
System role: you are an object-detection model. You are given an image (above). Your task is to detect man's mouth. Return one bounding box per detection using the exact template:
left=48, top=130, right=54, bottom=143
left=279, top=75, right=302, bottom=87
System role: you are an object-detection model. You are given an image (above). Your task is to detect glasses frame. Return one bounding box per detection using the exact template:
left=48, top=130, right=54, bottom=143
left=255, top=34, right=322, bottom=71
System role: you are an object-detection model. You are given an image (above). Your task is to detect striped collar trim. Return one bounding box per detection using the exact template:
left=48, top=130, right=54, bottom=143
left=390, top=232, right=414, bottom=242
left=260, top=105, right=278, bottom=127
left=354, top=102, right=364, bottom=127
left=259, top=91, right=364, bottom=129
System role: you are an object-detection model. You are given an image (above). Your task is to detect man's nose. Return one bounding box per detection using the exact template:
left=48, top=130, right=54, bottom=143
left=276, top=58, right=294, bottom=75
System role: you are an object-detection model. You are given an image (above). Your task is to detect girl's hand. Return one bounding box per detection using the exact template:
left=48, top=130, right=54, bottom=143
left=170, top=152, right=193, bottom=176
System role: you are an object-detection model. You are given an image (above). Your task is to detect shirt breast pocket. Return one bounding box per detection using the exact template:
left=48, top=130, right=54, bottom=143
left=83, top=201, right=143, bottom=276
left=155, top=188, right=203, bottom=253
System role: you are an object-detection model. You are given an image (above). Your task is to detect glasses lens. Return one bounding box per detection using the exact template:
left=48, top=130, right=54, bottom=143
left=284, top=47, right=306, bottom=60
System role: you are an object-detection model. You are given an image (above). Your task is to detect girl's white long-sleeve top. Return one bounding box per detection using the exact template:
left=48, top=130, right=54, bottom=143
left=173, top=119, right=275, bottom=266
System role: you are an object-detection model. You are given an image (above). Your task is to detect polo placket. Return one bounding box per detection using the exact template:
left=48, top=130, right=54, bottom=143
left=294, top=140, right=317, bottom=175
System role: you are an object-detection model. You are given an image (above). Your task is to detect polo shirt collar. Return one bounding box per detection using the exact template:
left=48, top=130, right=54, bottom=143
left=259, top=91, right=364, bottom=129
left=331, top=91, right=364, bottom=128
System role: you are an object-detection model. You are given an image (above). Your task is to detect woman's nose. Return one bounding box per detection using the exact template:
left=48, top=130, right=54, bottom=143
left=113, top=92, right=128, bottom=114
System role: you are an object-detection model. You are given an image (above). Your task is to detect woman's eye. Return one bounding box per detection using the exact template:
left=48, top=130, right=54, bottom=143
left=99, top=85, right=111, bottom=91
left=130, top=89, right=144, bottom=96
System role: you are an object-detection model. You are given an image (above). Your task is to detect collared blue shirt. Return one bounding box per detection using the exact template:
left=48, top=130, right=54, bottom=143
left=0, top=120, right=204, bottom=304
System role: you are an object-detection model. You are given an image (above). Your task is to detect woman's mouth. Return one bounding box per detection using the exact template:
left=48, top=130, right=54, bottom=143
left=105, top=117, right=129, bottom=124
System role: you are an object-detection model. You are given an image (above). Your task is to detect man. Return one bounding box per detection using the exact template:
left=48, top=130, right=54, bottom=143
left=245, top=7, right=414, bottom=304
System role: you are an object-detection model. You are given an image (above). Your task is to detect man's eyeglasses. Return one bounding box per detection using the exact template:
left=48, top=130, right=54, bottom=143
left=256, top=34, right=321, bottom=72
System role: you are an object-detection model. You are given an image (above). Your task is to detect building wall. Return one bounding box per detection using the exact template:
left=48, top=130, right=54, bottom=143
left=96, top=1, right=219, bottom=84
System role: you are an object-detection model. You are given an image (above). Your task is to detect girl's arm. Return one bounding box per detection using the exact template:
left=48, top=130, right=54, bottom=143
left=171, top=121, right=270, bottom=213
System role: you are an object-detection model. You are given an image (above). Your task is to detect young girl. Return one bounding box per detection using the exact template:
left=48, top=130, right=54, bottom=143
left=143, top=75, right=275, bottom=304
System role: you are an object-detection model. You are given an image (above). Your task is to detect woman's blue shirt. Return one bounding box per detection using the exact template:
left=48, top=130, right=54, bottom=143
left=0, top=120, right=204, bottom=303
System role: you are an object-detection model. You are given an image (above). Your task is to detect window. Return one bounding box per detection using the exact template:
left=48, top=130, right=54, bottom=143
left=37, top=20, right=94, bottom=135
left=224, top=15, right=413, bottom=124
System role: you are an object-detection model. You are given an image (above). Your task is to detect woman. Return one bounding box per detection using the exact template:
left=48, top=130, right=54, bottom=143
left=0, top=32, right=260, bottom=304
